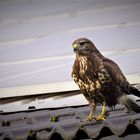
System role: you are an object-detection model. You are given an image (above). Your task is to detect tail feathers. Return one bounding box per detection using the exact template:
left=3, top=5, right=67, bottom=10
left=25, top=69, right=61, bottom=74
left=119, top=95, right=140, bottom=113
left=130, top=85, right=140, bottom=98
left=125, top=98, right=140, bottom=113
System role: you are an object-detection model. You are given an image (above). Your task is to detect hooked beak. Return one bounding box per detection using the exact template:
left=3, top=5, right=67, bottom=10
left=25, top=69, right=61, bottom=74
left=73, top=44, right=78, bottom=52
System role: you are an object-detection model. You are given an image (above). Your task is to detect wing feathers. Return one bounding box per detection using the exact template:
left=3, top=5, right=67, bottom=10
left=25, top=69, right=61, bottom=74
left=103, top=57, right=130, bottom=93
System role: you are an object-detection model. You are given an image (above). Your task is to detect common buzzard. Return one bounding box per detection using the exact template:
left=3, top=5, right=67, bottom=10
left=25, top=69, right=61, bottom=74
left=71, top=38, right=140, bottom=121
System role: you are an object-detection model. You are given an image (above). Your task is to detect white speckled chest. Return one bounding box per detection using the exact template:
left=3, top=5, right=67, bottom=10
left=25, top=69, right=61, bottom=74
left=72, top=56, right=110, bottom=94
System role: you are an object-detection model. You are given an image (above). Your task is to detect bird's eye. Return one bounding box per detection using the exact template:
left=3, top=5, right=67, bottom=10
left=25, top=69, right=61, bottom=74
left=79, top=41, right=86, bottom=46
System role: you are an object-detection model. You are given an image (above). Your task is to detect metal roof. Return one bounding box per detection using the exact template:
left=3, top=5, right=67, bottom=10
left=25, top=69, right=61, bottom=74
left=0, top=95, right=140, bottom=140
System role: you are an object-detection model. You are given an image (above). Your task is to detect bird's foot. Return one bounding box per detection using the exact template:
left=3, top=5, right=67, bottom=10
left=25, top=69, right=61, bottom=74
left=95, top=101, right=108, bottom=121
left=87, top=116, right=95, bottom=121
left=96, top=111, right=109, bottom=121
left=96, top=114, right=106, bottom=121
left=86, top=112, right=95, bottom=121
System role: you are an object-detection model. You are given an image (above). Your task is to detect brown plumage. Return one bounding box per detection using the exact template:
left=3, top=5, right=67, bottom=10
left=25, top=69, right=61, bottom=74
left=71, top=38, right=140, bottom=121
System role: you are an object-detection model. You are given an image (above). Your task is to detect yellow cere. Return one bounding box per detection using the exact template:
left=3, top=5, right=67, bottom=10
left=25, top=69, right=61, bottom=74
left=73, top=44, right=78, bottom=49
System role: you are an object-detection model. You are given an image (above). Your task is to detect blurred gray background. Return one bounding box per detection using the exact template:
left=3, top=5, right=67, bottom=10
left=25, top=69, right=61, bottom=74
left=0, top=0, right=140, bottom=92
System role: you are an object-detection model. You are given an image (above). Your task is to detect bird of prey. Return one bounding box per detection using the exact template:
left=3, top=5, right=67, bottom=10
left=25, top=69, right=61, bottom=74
left=71, top=38, right=140, bottom=121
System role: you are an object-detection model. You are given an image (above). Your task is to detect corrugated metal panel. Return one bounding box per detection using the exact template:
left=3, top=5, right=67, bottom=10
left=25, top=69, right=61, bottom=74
left=0, top=100, right=140, bottom=140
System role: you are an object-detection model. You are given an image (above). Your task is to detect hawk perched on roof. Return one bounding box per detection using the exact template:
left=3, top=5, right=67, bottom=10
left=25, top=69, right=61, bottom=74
left=71, top=38, right=140, bottom=121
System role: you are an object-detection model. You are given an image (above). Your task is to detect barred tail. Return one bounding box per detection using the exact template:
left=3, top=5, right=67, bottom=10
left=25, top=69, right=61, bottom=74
left=119, top=95, right=140, bottom=113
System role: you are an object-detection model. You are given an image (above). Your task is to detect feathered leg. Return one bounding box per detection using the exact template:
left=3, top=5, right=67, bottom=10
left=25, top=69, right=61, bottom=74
left=96, top=101, right=107, bottom=121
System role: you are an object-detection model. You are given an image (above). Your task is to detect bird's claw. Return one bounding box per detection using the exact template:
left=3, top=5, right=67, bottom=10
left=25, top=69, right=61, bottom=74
left=96, top=111, right=109, bottom=121
left=96, top=115, right=106, bottom=121
left=87, top=116, right=95, bottom=121
left=86, top=113, right=95, bottom=121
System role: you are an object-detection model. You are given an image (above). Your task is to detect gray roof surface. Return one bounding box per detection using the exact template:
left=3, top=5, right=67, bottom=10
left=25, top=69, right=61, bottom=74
left=0, top=85, right=140, bottom=140
left=0, top=95, right=140, bottom=140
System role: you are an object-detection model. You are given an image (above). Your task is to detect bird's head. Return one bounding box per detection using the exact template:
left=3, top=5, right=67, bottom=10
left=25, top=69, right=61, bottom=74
left=72, top=38, right=102, bottom=57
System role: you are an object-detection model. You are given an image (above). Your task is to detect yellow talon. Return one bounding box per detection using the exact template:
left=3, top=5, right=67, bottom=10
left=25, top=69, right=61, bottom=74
left=96, top=101, right=107, bottom=121
left=87, top=111, right=94, bottom=121
left=96, top=115, right=106, bottom=121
